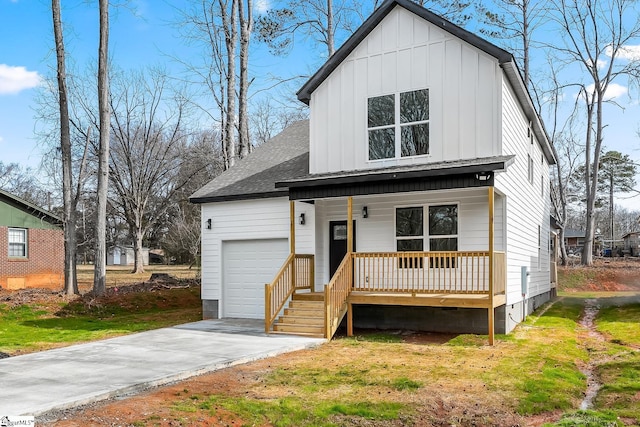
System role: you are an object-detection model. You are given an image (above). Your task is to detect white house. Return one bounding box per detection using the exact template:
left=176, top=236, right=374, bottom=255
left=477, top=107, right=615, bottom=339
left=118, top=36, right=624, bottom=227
left=107, top=245, right=150, bottom=266
left=190, top=0, right=556, bottom=343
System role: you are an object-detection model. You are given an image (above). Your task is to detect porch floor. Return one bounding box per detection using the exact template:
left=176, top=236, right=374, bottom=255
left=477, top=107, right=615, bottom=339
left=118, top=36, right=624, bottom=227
left=302, top=291, right=506, bottom=309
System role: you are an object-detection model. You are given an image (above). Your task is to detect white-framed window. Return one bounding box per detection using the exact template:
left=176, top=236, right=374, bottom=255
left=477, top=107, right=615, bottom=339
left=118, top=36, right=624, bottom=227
left=395, top=204, right=458, bottom=268
left=368, top=89, right=429, bottom=161
left=8, top=228, right=28, bottom=258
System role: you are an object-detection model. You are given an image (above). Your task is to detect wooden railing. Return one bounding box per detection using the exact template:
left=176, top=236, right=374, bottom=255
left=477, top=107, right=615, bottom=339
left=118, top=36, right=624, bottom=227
left=265, top=254, right=315, bottom=333
left=324, top=253, right=353, bottom=339
left=493, top=251, right=506, bottom=296
left=351, top=251, right=506, bottom=295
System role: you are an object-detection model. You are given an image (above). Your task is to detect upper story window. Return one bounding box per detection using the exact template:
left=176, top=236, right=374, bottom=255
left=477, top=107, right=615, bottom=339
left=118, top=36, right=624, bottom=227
left=8, top=228, right=28, bottom=258
left=368, top=89, right=430, bottom=161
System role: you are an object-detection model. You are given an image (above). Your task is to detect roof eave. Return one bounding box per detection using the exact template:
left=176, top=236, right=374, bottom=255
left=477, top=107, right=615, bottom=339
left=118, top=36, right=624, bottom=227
left=0, top=189, right=63, bottom=226
left=189, top=190, right=289, bottom=204
left=277, top=157, right=514, bottom=189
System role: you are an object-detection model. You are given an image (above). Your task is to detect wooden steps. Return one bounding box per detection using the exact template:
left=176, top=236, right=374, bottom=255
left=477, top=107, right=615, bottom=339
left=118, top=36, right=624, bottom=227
left=272, top=292, right=325, bottom=338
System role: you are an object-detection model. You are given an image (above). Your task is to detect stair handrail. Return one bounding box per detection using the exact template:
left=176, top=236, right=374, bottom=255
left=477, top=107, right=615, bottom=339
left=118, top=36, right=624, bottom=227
left=265, top=253, right=315, bottom=334
left=265, top=253, right=295, bottom=334
left=324, top=252, right=353, bottom=339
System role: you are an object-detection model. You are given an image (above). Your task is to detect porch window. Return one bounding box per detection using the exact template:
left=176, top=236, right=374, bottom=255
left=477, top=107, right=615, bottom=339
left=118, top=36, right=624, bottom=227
left=396, top=207, right=424, bottom=268
left=428, top=205, right=458, bottom=268
left=368, top=89, right=429, bottom=160
left=8, top=228, right=28, bottom=258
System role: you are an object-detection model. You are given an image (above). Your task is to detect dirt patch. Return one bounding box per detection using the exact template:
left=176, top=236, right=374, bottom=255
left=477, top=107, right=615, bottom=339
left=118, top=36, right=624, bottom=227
left=559, top=258, right=640, bottom=293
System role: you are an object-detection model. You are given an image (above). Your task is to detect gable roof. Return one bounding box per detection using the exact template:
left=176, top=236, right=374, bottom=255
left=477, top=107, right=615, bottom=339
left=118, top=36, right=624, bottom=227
left=0, top=188, right=62, bottom=226
left=189, top=120, right=309, bottom=204
left=564, top=228, right=585, bottom=239
left=296, top=0, right=555, bottom=165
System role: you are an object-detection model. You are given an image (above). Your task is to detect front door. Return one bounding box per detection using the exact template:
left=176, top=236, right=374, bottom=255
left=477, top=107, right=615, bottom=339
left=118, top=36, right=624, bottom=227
left=329, top=220, right=356, bottom=277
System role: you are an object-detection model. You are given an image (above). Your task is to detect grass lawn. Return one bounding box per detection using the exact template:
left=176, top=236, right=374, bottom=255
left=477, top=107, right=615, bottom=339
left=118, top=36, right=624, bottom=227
left=144, top=296, right=636, bottom=427
left=0, top=275, right=202, bottom=356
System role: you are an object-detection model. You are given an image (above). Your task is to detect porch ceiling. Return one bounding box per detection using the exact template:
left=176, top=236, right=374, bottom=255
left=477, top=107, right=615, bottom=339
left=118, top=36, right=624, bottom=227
left=277, top=155, right=515, bottom=200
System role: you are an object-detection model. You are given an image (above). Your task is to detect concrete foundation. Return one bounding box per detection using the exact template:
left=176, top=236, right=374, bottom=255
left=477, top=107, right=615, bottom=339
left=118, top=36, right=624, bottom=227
left=351, top=290, right=556, bottom=335
left=202, top=299, right=219, bottom=319
left=504, top=289, right=555, bottom=333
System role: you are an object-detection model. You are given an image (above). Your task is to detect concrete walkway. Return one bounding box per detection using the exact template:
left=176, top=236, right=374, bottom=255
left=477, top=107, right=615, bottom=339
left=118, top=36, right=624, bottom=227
left=0, top=319, right=325, bottom=417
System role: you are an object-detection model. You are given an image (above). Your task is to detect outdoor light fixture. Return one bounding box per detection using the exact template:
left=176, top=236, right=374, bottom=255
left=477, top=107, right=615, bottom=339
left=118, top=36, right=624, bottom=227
left=362, top=206, right=368, bottom=218
left=299, top=213, right=306, bottom=225
left=475, top=172, right=492, bottom=181
left=206, top=218, right=212, bottom=230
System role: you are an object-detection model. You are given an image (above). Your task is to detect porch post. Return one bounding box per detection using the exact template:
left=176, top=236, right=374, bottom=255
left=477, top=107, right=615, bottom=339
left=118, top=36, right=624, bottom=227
left=290, top=201, right=296, bottom=291
left=347, top=196, right=354, bottom=336
left=347, top=197, right=353, bottom=254
left=290, top=200, right=296, bottom=254
left=488, top=186, right=495, bottom=346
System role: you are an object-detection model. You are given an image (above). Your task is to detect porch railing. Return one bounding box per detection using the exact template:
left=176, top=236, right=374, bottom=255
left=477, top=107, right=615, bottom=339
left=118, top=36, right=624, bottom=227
left=324, top=253, right=353, bottom=339
left=351, top=251, right=506, bottom=295
left=265, top=253, right=315, bottom=333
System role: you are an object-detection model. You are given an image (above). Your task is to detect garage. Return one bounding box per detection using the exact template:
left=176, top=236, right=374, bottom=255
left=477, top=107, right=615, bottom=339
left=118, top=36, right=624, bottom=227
left=222, top=239, right=289, bottom=318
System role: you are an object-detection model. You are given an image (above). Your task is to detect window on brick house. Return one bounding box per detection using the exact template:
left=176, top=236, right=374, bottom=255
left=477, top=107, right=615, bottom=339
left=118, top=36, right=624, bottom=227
left=8, top=228, right=28, bottom=258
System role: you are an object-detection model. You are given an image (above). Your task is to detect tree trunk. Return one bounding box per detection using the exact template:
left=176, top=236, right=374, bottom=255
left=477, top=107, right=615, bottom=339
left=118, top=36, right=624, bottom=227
left=94, top=0, right=110, bottom=295
left=326, top=0, right=334, bottom=57
left=238, top=0, right=252, bottom=159
left=220, top=0, right=238, bottom=168
left=132, top=225, right=145, bottom=274
left=52, top=0, right=79, bottom=296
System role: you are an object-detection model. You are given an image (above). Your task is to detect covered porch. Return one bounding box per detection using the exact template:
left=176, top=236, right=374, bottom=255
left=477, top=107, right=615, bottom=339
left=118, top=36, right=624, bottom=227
left=266, top=157, right=513, bottom=344
left=266, top=190, right=506, bottom=345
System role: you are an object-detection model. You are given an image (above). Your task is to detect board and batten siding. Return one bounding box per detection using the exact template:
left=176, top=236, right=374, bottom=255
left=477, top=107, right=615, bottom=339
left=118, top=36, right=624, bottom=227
left=495, top=77, right=551, bottom=305
left=313, top=188, right=504, bottom=286
left=200, top=198, right=315, bottom=309
left=308, top=5, right=500, bottom=175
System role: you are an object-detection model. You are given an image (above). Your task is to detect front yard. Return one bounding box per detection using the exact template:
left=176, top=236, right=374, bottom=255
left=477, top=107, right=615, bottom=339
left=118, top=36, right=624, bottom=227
left=43, top=296, right=640, bottom=426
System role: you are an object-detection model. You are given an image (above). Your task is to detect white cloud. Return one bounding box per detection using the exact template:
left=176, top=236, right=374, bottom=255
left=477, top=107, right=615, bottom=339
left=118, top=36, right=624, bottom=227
left=605, top=44, right=640, bottom=61
left=0, top=64, right=41, bottom=95
left=255, top=0, right=270, bottom=13
left=585, top=82, right=628, bottom=101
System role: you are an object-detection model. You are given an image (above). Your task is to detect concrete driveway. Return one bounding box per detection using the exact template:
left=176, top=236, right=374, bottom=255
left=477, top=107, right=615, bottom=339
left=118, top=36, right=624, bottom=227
left=0, top=319, right=325, bottom=417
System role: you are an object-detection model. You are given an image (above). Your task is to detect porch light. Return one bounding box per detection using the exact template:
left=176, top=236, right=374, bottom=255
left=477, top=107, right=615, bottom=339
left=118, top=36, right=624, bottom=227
left=475, top=172, right=492, bottom=181
left=206, top=218, right=212, bottom=229
left=299, top=213, right=306, bottom=225
left=362, top=206, right=368, bottom=218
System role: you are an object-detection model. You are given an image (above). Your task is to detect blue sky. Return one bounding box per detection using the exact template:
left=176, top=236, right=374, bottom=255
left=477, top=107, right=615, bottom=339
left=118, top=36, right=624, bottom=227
left=1, top=0, right=639, bottom=209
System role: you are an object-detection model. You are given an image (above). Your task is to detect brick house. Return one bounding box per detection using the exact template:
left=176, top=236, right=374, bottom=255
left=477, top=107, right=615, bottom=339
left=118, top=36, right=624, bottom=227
left=0, top=189, right=64, bottom=290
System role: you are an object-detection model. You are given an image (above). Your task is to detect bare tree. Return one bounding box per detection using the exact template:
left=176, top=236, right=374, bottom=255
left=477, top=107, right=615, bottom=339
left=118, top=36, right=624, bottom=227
left=94, top=0, right=111, bottom=295
left=52, top=0, right=83, bottom=295
left=107, top=69, right=196, bottom=273
left=238, top=0, right=253, bottom=157
left=548, top=0, right=640, bottom=265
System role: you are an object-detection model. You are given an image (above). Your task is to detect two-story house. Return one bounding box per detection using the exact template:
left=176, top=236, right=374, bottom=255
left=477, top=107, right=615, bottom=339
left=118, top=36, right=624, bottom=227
left=190, top=0, right=556, bottom=344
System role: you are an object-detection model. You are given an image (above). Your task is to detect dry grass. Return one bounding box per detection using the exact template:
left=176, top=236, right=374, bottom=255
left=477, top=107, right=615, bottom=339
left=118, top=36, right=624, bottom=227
left=75, top=264, right=200, bottom=291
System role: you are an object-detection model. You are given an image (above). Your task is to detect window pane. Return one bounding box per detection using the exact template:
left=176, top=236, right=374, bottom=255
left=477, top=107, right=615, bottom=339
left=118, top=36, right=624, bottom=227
left=401, top=123, right=429, bottom=156
left=333, top=225, right=347, bottom=241
left=429, top=205, right=458, bottom=235
left=368, top=95, right=395, bottom=127
left=429, top=238, right=458, bottom=251
left=396, top=207, right=423, bottom=237
left=397, top=239, right=424, bottom=251
left=9, top=229, right=25, bottom=243
left=400, top=89, right=429, bottom=123
left=368, top=128, right=395, bottom=160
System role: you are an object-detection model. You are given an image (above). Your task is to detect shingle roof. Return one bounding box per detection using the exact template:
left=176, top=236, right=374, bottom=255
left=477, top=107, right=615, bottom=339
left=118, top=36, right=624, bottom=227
left=0, top=188, right=62, bottom=226
left=189, top=120, right=310, bottom=204
left=564, top=229, right=585, bottom=238
left=276, top=155, right=516, bottom=189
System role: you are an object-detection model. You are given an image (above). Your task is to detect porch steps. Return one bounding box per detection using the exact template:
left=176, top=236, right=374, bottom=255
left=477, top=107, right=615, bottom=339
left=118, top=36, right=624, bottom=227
left=272, top=292, right=325, bottom=338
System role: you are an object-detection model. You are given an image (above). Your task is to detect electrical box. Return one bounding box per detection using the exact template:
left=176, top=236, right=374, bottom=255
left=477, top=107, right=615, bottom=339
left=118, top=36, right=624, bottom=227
left=521, top=266, right=529, bottom=297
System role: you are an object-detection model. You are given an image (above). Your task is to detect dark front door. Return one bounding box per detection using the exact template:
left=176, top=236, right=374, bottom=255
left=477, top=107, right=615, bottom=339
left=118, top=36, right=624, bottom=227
left=329, top=220, right=356, bottom=277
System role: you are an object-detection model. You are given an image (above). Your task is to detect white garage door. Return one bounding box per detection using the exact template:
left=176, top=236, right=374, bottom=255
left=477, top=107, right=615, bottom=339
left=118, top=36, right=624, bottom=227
left=222, top=239, right=289, bottom=318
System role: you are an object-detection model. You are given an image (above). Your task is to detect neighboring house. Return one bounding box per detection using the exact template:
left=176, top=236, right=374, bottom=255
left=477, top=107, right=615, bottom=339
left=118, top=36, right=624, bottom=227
left=622, top=232, right=640, bottom=256
left=0, top=189, right=63, bottom=290
left=564, top=229, right=585, bottom=252
left=107, top=245, right=149, bottom=266
left=190, top=0, right=556, bottom=343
